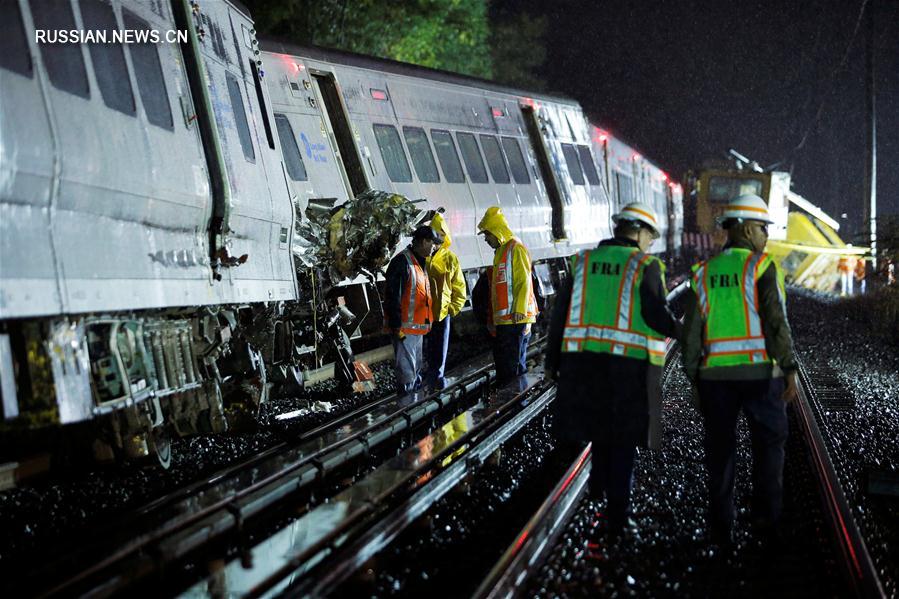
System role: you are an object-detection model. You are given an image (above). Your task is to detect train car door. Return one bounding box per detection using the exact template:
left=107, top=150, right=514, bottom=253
left=308, top=71, right=369, bottom=199
left=520, top=105, right=566, bottom=240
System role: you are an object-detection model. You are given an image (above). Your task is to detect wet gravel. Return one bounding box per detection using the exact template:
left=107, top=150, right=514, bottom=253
left=0, top=331, right=491, bottom=577
left=0, top=364, right=399, bottom=570
left=336, top=410, right=566, bottom=598
left=527, top=354, right=842, bottom=597
left=788, top=287, right=899, bottom=596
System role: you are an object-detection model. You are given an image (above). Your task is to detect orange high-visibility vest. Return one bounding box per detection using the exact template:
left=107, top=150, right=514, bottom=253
left=492, top=238, right=537, bottom=324
left=399, top=249, right=432, bottom=335
left=838, top=257, right=850, bottom=274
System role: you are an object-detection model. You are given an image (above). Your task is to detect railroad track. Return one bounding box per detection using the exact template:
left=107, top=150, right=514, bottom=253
left=475, top=351, right=887, bottom=598
left=18, top=346, right=517, bottom=597
left=220, top=374, right=557, bottom=598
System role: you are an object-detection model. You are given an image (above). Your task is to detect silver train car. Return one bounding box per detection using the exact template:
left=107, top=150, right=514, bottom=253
left=0, top=0, right=683, bottom=466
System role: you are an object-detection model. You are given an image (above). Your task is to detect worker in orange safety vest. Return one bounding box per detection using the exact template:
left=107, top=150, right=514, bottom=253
left=384, top=225, right=442, bottom=393
left=854, top=257, right=867, bottom=295
left=838, top=255, right=857, bottom=296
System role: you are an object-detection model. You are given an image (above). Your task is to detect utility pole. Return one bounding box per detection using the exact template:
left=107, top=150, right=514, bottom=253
left=863, top=0, right=877, bottom=269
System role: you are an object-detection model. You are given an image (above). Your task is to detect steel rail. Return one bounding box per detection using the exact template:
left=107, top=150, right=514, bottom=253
left=469, top=286, right=884, bottom=599
left=472, top=324, right=685, bottom=598
left=795, top=359, right=886, bottom=598
left=473, top=443, right=591, bottom=599
left=248, top=379, right=557, bottom=598
left=32, top=355, right=498, bottom=597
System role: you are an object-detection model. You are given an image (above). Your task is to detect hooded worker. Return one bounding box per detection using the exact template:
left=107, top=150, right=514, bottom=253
left=682, top=193, right=798, bottom=546
left=477, top=206, right=538, bottom=384
left=424, top=213, right=467, bottom=390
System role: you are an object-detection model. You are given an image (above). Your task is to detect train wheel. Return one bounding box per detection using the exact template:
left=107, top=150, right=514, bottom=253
left=150, top=426, right=173, bottom=470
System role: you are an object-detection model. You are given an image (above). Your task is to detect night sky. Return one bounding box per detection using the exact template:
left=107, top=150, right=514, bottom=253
left=500, top=0, right=897, bottom=239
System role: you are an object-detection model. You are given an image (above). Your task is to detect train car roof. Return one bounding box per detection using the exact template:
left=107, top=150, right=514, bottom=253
left=260, top=38, right=580, bottom=108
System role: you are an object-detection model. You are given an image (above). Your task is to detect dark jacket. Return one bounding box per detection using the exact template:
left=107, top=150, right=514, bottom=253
left=384, top=245, right=428, bottom=331
left=545, top=238, right=682, bottom=449
left=682, top=239, right=797, bottom=382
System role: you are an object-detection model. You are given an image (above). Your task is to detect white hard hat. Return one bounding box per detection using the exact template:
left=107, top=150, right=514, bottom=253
left=717, top=194, right=774, bottom=226
left=612, top=202, right=661, bottom=238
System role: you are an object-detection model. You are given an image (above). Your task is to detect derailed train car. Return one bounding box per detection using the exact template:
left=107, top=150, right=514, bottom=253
left=0, top=0, right=683, bottom=467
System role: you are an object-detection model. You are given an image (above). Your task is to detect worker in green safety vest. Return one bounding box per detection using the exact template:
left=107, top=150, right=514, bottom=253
left=545, top=202, right=681, bottom=537
left=682, top=193, right=799, bottom=547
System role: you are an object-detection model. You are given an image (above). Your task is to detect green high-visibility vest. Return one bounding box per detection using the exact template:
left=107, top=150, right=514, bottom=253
left=561, top=245, right=667, bottom=365
left=691, top=247, right=783, bottom=369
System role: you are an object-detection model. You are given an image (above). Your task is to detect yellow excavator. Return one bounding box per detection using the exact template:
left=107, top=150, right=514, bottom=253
left=684, top=150, right=867, bottom=293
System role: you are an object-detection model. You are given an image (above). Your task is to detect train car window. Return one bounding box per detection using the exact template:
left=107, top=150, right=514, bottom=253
left=0, top=0, right=32, bottom=77
left=654, top=190, right=666, bottom=214
left=373, top=124, right=412, bottom=183
left=29, top=0, right=89, bottom=97
left=225, top=73, right=255, bottom=161
left=708, top=176, right=763, bottom=203
left=501, top=137, right=530, bottom=184
left=402, top=127, right=440, bottom=183
left=479, top=135, right=511, bottom=184
left=615, top=172, right=634, bottom=204
left=430, top=130, right=465, bottom=183
left=122, top=10, right=174, bottom=130
left=80, top=0, right=135, bottom=115
left=560, top=143, right=585, bottom=186
left=456, top=132, right=488, bottom=184
left=274, top=113, right=308, bottom=181
left=576, top=145, right=601, bottom=185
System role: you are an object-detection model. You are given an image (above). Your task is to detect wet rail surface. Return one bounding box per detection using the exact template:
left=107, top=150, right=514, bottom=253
left=5, top=287, right=895, bottom=597
left=316, top=350, right=851, bottom=598
left=504, top=350, right=864, bottom=598
left=180, top=369, right=555, bottom=596
left=7, top=341, right=507, bottom=596
left=306, top=289, right=893, bottom=599
left=788, top=290, right=899, bottom=597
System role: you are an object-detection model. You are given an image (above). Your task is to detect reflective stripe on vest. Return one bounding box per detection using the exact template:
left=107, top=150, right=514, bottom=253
left=692, top=250, right=771, bottom=366
left=563, top=248, right=665, bottom=363
left=400, top=249, right=431, bottom=334
left=494, top=240, right=515, bottom=317
left=493, top=237, right=537, bottom=322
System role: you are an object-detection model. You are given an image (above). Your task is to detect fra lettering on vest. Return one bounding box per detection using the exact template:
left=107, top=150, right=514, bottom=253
left=592, top=262, right=622, bottom=275
left=709, top=273, right=740, bottom=288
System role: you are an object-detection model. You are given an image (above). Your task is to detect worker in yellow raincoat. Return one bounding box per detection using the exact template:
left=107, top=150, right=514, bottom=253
left=424, top=213, right=467, bottom=390
left=477, top=206, right=538, bottom=384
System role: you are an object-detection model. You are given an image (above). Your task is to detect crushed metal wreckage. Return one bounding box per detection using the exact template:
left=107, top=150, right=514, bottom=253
left=288, top=190, right=433, bottom=392
left=294, top=190, right=428, bottom=284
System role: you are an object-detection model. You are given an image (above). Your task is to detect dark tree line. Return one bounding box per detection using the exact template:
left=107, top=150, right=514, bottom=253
left=244, top=0, right=546, bottom=90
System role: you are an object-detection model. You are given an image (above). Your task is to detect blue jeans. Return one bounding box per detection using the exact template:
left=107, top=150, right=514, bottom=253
left=424, top=315, right=451, bottom=390
left=493, top=324, right=531, bottom=384
left=393, top=333, right=424, bottom=394
left=699, top=377, right=788, bottom=531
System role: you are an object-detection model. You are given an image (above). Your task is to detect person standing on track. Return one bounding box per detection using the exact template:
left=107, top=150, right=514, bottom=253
left=384, top=225, right=441, bottom=394
left=545, top=202, right=681, bottom=535
left=682, top=194, right=799, bottom=545
left=477, top=206, right=539, bottom=385
left=424, top=213, right=467, bottom=391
